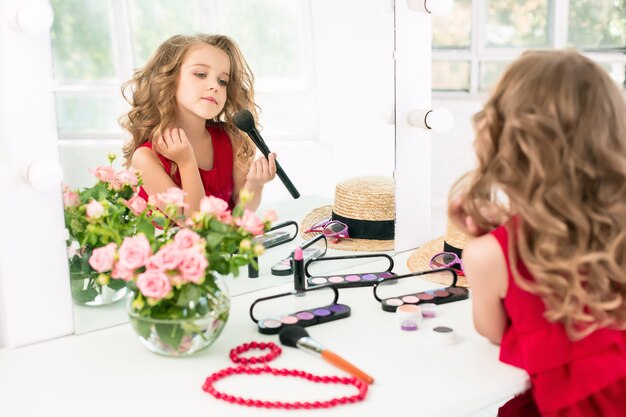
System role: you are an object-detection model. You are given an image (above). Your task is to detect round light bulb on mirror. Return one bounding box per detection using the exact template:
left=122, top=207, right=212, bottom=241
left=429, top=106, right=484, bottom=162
left=26, top=158, right=64, bottom=191
left=14, top=0, right=54, bottom=35
left=407, top=0, right=453, bottom=16
left=407, top=108, right=454, bottom=132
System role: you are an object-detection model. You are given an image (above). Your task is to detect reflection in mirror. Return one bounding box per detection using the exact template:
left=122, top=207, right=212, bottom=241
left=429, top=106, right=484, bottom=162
left=50, top=0, right=395, bottom=334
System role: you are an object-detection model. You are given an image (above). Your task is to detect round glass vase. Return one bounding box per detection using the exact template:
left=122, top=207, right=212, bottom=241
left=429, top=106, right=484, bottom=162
left=127, top=279, right=230, bottom=357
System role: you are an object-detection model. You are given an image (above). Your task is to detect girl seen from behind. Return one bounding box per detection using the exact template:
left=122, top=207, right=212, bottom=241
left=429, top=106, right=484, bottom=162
left=451, top=50, right=626, bottom=417
left=120, top=34, right=276, bottom=214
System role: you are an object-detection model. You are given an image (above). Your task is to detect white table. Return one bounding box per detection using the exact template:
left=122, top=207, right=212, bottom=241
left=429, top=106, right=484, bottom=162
left=0, top=248, right=528, bottom=417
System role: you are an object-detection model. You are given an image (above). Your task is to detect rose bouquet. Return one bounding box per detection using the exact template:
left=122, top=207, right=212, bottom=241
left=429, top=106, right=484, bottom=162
left=63, top=154, right=151, bottom=305
left=97, top=188, right=274, bottom=355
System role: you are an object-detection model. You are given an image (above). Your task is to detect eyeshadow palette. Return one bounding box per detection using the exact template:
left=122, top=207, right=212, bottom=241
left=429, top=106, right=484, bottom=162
left=379, top=286, right=469, bottom=312
left=307, top=271, right=397, bottom=289
left=256, top=303, right=351, bottom=335
left=305, top=253, right=397, bottom=289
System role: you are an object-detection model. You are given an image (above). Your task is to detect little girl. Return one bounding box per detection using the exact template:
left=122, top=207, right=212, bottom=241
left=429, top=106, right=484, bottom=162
left=451, top=50, right=626, bottom=416
left=120, top=34, right=276, bottom=214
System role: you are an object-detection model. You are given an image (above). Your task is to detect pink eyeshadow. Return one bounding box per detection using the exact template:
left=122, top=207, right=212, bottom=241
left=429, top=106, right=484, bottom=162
left=385, top=298, right=403, bottom=306
left=345, top=275, right=361, bottom=282
left=280, top=316, right=298, bottom=324
left=328, top=276, right=344, bottom=283
left=401, top=295, right=420, bottom=304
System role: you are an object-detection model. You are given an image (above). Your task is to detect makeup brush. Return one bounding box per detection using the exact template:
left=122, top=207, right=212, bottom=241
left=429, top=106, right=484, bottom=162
left=279, top=325, right=374, bottom=385
left=232, top=109, right=300, bottom=199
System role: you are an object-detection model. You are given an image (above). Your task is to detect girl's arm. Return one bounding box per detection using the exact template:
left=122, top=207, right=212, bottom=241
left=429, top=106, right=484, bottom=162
left=233, top=153, right=277, bottom=212
left=131, top=128, right=205, bottom=215
left=462, top=233, right=509, bottom=345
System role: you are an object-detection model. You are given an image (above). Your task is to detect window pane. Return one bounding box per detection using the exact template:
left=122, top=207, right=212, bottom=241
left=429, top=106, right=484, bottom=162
left=432, top=61, right=471, bottom=91
left=485, top=0, right=551, bottom=47
left=433, top=0, right=472, bottom=49
left=601, top=62, right=626, bottom=89
left=479, top=61, right=511, bottom=92
left=55, top=93, right=128, bottom=136
left=218, top=0, right=305, bottom=79
left=569, top=0, right=626, bottom=49
left=129, top=0, right=206, bottom=67
left=50, top=0, right=116, bottom=81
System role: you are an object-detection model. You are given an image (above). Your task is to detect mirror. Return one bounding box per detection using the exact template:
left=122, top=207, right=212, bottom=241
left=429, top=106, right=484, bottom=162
left=51, top=0, right=395, bottom=334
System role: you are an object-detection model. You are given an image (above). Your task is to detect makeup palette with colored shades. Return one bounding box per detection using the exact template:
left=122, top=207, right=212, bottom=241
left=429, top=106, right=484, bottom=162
left=373, top=267, right=469, bottom=312
left=249, top=285, right=351, bottom=335
left=305, top=253, right=398, bottom=289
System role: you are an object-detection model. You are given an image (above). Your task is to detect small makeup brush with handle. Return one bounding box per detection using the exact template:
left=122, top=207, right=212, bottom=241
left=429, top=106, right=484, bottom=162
left=279, top=325, right=374, bottom=385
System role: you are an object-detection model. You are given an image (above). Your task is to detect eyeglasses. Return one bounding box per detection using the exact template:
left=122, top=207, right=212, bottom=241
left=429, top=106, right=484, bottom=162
left=429, top=252, right=465, bottom=276
left=304, top=218, right=349, bottom=244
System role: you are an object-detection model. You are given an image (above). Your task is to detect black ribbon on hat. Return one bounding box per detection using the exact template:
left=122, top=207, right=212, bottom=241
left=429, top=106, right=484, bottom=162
left=443, top=241, right=463, bottom=257
left=332, top=212, right=394, bottom=240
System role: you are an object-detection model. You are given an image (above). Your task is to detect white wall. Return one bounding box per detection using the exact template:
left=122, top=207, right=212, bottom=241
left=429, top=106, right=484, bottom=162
left=430, top=96, right=484, bottom=236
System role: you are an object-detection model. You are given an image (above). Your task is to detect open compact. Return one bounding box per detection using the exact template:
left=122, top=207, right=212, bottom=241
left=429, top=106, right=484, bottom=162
left=249, top=284, right=350, bottom=335
left=373, top=267, right=469, bottom=312
left=304, top=253, right=397, bottom=289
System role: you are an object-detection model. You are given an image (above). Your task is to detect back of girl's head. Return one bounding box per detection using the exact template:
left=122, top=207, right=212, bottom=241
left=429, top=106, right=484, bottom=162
left=463, top=50, right=626, bottom=339
left=119, top=34, right=256, bottom=167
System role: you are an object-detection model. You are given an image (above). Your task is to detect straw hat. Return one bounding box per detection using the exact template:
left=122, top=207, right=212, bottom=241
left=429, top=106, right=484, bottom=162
left=406, top=219, right=471, bottom=287
left=300, top=176, right=395, bottom=252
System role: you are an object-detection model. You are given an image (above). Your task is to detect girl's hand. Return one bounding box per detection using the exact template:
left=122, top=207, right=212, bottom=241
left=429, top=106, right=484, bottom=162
left=154, top=128, right=196, bottom=166
left=246, top=153, right=277, bottom=190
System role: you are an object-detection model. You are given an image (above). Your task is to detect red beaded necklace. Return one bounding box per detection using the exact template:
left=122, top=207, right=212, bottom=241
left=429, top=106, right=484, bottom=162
left=202, top=341, right=369, bottom=409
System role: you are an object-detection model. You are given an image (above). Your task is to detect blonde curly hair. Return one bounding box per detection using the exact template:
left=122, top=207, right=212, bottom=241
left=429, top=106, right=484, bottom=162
left=119, top=34, right=257, bottom=173
left=461, top=50, right=626, bottom=340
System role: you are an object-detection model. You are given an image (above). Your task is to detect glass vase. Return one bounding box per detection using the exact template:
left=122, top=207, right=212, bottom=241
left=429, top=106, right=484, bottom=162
left=127, top=278, right=230, bottom=357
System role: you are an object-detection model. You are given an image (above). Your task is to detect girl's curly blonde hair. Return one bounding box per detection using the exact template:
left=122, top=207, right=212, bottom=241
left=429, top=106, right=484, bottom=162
left=461, top=50, right=626, bottom=340
left=119, top=34, right=257, bottom=173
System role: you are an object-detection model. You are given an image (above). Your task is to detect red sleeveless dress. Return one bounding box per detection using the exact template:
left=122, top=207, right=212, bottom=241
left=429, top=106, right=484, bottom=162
left=137, top=124, right=235, bottom=208
left=492, top=224, right=626, bottom=417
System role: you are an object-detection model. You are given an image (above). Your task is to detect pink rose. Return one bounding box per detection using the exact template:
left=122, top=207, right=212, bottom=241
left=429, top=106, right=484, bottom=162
left=111, top=262, right=134, bottom=282
left=263, top=210, right=277, bottom=222
left=124, top=195, right=147, bottom=215
left=86, top=200, right=105, bottom=219
left=173, top=229, right=201, bottom=250
left=178, top=250, right=208, bottom=283
left=116, top=169, right=139, bottom=187
left=236, top=209, right=265, bottom=236
left=147, top=243, right=183, bottom=271
left=88, top=242, right=117, bottom=272
left=117, top=234, right=152, bottom=271
left=156, top=187, right=187, bottom=208
left=137, top=269, right=172, bottom=300
left=63, top=189, right=79, bottom=207
left=200, top=196, right=230, bottom=217
left=89, top=166, right=116, bottom=183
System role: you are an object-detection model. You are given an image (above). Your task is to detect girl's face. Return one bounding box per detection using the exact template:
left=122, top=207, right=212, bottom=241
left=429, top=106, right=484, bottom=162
left=175, top=43, right=230, bottom=122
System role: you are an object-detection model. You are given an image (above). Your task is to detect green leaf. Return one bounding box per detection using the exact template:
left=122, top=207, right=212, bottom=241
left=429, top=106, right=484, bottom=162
left=106, top=278, right=127, bottom=291
left=155, top=323, right=184, bottom=350
left=70, top=279, right=99, bottom=303
left=176, top=285, right=200, bottom=307
left=130, top=317, right=152, bottom=340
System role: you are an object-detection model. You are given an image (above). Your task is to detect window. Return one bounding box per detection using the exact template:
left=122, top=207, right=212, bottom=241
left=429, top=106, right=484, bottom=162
left=432, top=0, right=626, bottom=93
left=49, top=0, right=314, bottom=140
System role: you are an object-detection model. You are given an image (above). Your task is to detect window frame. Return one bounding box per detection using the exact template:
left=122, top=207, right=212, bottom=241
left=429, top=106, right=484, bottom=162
left=433, top=0, right=626, bottom=96
left=51, top=0, right=315, bottom=141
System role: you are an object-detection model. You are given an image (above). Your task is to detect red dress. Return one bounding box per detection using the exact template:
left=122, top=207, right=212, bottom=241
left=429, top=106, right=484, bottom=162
left=137, top=123, right=235, bottom=208
left=492, top=224, right=626, bottom=417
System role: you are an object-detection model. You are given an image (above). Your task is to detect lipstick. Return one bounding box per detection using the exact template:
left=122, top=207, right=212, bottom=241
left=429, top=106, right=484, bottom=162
left=293, top=246, right=305, bottom=293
